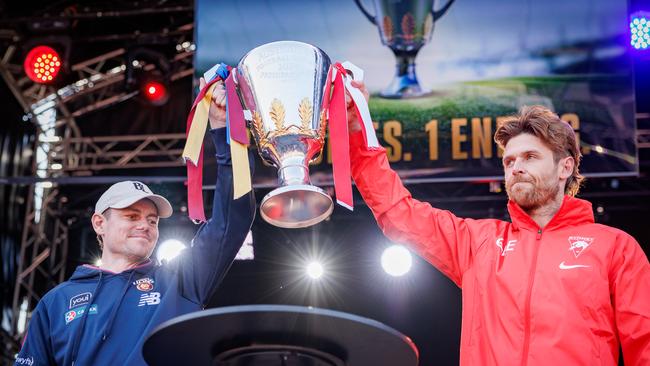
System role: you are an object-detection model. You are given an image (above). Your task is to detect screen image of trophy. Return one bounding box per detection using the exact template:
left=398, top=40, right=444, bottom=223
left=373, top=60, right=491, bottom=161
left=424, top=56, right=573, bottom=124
left=354, top=0, right=454, bottom=98
left=233, top=41, right=332, bottom=229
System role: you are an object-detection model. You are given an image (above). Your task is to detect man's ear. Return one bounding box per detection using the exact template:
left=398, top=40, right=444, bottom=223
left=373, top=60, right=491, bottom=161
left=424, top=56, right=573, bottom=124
left=91, top=213, right=106, bottom=236
left=558, top=156, right=574, bottom=180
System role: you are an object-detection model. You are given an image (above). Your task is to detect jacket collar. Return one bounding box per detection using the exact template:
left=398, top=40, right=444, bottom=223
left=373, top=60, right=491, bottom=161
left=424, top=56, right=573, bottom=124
left=507, top=195, right=594, bottom=232
left=71, top=259, right=154, bottom=280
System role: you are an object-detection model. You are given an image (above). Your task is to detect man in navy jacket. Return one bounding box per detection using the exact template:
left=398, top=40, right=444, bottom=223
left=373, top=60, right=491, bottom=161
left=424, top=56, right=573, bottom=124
left=14, top=78, right=254, bottom=366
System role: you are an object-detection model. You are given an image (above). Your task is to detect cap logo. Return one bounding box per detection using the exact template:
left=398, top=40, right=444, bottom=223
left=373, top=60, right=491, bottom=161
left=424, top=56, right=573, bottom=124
left=132, top=182, right=150, bottom=193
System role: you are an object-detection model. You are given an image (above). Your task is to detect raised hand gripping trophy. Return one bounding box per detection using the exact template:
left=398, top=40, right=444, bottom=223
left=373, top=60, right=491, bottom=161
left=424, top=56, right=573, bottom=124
left=354, top=0, right=455, bottom=98
left=234, top=41, right=333, bottom=228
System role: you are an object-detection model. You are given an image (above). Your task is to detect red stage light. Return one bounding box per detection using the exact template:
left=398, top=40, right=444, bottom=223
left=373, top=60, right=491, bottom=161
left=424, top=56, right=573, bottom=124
left=24, top=46, right=62, bottom=84
left=142, top=80, right=168, bottom=105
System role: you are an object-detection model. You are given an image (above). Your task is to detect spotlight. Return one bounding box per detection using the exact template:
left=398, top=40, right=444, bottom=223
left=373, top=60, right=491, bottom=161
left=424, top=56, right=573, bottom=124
left=141, top=80, right=169, bottom=106
left=306, top=262, right=324, bottom=279
left=157, top=239, right=187, bottom=262
left=23, top=45, right=63, bottom=84
left=126, top=47, right=171, bottom=106
left=630, top=12, right=650, bottom=50
left=381, top=245, right=412, bottom=277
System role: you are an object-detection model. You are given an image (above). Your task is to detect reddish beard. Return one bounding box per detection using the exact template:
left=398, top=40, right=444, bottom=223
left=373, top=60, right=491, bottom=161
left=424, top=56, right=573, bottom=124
left=506, top=176, right=560, bottom=210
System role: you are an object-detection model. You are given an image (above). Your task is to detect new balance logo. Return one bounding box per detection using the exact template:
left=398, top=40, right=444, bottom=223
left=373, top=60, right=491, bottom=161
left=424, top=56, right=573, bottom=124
left=559, top=261, right=590, bottom=270
left=138, top=292, right=161, bottom=306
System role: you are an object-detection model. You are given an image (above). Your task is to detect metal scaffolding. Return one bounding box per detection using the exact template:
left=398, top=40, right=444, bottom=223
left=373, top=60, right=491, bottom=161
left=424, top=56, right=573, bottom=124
left=0, top=22, right=194, bottom=344
left=10, top=185, right=69, bottom=335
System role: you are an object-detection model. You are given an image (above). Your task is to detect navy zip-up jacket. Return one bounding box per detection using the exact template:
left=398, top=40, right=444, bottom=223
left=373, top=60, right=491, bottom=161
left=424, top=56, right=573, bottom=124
left=15, top=128, right=255, bottom=366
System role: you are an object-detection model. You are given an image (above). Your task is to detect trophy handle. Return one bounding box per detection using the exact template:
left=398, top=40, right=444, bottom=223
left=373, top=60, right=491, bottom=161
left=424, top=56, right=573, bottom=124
left=432, top=0, right=455, bottom=21
left=353, top=0, right=377, bottom=25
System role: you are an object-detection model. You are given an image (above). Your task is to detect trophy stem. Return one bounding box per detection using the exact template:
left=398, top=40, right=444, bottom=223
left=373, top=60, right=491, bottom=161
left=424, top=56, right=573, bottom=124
left=381, top=50, right=432, bottom=99
left=278, top=163, right=310, bottom=186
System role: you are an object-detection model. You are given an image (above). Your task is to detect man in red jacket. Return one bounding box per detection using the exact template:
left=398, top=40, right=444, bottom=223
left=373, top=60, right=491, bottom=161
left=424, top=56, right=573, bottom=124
left=347, top=82, right=650, bottom=365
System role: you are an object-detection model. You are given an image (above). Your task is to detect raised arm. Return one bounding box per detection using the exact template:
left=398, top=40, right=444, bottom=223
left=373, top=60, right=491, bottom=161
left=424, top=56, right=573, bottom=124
left=349, top=131, right=476, bottom=286
left=174, top=79, right=255, bottom=305
left=346, top=80, right=478, bottom=286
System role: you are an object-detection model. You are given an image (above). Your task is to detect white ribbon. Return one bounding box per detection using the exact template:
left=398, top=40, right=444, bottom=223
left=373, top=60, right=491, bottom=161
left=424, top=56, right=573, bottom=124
left=340, top=61, right=379, bottom=148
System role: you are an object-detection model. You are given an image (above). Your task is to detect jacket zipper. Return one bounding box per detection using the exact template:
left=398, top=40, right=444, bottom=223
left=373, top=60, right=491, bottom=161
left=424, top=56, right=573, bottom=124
left=521, top=228, right=543, bottom=366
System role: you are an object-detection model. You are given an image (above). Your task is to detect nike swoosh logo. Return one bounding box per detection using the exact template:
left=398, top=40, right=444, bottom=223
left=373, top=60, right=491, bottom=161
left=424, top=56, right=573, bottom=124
left=559, top=261, right=590, bottom=269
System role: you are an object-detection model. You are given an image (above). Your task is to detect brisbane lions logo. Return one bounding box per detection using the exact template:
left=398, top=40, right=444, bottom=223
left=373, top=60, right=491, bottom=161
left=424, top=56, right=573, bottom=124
left=133, top=277, right=155, bottom=292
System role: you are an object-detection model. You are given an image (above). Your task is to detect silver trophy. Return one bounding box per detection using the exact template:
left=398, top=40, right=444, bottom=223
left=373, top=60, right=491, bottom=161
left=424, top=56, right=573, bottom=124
left=233, top=41, right=332, bottom=228
left=354, top=0, right=455, bottom=98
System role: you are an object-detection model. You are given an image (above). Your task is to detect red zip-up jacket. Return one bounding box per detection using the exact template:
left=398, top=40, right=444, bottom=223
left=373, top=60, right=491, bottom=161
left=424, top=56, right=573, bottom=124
left=349, top=132, right=650, bottom=365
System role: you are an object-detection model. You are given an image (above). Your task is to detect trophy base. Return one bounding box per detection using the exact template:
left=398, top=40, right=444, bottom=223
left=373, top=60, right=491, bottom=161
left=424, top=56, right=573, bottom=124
left=261, top=185, right=334, bottom=228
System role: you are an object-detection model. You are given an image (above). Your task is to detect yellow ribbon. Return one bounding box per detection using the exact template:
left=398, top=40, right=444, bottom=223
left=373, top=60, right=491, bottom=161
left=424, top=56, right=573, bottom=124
left=182, top=81, right=251, bottom=200
left=182, top=83, right=217, bottom=165
left=230, top=139, right=252, bottom=199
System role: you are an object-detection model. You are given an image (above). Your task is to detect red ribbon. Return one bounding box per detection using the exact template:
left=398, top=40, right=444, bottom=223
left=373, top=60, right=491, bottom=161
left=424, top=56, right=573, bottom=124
left=328, top=63, right=353, bottom=209
left=225, top=72, right=249, bottom=145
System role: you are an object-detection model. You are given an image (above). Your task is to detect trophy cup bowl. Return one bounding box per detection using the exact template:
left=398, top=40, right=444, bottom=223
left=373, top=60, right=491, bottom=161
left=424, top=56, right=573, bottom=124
left=354, top=0, right=455, bottom=98
left=234, top=41, right=332, bottom=228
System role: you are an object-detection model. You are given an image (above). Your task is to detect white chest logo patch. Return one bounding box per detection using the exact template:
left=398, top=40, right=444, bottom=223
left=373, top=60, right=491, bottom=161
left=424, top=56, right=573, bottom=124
left=138, top=292, right=161, bottom=307
left=559, top=261, right=590, bottom=270
left=568, top=236, right=593, bottom=258
left=496, top=238, right=517, bottom=256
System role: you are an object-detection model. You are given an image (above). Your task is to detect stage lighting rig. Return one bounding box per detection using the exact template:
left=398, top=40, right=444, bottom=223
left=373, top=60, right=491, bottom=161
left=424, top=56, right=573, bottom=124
left=381, top=245, right=413, bottom=277
left=630, top=11, right=650, bottom=51
left=125, top=47, right=171, bottom=106
left=142, top=79, right=169, bottom=106
left=23, top=45, right=62, bottom=83
left=22, top=36, right=71, bottom=84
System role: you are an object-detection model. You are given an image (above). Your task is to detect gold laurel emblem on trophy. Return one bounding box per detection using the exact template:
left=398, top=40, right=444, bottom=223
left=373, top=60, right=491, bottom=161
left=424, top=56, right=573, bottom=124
left=401, top=13, right=415, bottom=42
left=251, top=110, right=268, bottom=146
left=252, top=98, right=323, bottom=152
left=251, top=111, right=264, bottom=137
left=382, top=16, right=394, bottom=42
left=298, top=97, right=313, bottom=130
left=270, top=98, right=286, bottom=130
left=318, top=110, right=327, bottom=142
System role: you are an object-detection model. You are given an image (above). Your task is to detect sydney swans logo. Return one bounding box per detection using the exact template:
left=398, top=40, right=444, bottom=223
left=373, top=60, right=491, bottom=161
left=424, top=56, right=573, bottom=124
left=568, top=236, right=593, bottom=258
